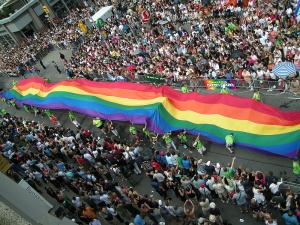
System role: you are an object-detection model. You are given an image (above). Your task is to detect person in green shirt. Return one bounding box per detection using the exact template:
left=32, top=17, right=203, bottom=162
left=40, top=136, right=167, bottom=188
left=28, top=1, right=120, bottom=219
left=181, top=84, right=189, bottom=93
left=23, top=104, right=31, bottom=114
left=0, top=108, right=8, bottom=116
left=44, top=109, right=51, bottom=118
left=163, top=132, right=177, bottom=152
left=220, top=84, right=231, bottom=94
left=129, top=123, right=139, bottom=138
left=93, top=117, right=106, bottom=135
left=177, top=131, right=188, bottom=149
left=9, top=99, right=20, bottom=110
left=177, top=153, right=184, bottom=169
left=225, top=133, right=234, bottom=154
left=69, top=110, right=76, bottom=120
left=12, top=80, right=18, bottom=86
left=252, top=89, right=261, bottom=101
left=1, top=97, right=8, bottom=105
left=32, top=106, right=42, bottom=117
left=44, top=78, right=50, bottom=83
left=222, top=157, right=236, bottom=179
left=193, top=134, right=206, bottom=156
left=292, top=158, right=300, bottom=181
left=143, top=124, right=151, bottom=139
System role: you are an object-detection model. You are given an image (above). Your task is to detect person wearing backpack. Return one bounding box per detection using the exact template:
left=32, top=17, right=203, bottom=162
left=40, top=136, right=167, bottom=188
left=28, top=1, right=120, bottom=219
left=231, top=188, right=248, bottom=214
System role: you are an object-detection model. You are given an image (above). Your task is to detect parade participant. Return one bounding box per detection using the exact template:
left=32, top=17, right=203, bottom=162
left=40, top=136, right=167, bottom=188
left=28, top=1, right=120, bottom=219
left=93, top=117, right=106, bottom=135
left=44, top=78, right=50, bottom=83
left=22, top=104, right=32, bottom=114
left=32, top=106, right=42, bottom=118
left=0, top=108, right=8, bottom=116
left=142, top=124, right=152, bottom=139
left=12, top=80, right=18, bottom=87
left=225, top=133, right=234, bottom=154
left=129, top=123, right=139, bottom=142
left=108, top=120, right=120, bottom=138
left=44, top=109, right=52, bottom=118
left=220, top=84, right=231, bottom=94
left=68, top=110, right=76, bottom=121
left=177, top=130, right=188, bottom=150
left=151, top=133, right=166, bottom=150
left=292, top=158, right=300, bottom=182
left=71, top=119, right=81, bottom=129
left=193, top=134, right=206, bottom=156
left=163, top=132, right=177, bottom=152
left=49, top=114, right=61, bottom=127
left=181, top=84, right=189, bottom=93
left=253, top=89, right=261, bottom=102
left=1, top=97, right=9, bottom=105
left=9, top=99, right=20, bottom=110
left=69, top=111, right=81, bottom=129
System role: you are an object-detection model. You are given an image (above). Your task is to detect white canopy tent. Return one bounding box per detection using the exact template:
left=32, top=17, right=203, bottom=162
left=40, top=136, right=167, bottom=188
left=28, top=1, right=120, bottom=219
left=91, top=5, right=114, bottom=22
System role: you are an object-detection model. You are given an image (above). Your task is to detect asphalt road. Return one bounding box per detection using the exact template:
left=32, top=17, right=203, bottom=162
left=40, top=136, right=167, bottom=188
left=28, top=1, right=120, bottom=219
left=1, top=49, right=300, bottom=225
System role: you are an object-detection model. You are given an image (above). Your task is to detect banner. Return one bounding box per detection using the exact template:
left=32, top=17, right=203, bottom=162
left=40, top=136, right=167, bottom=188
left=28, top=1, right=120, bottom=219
left=144, top=74, right=165, bottom=84
left=204, top=80, right=236, bottom=90
left=78, top=21, right=88, bottom=34
left=2, top=78, right=300, bottom=157
left=96, top=18, right=104, bottom=28
left=18, top=179, right=53, bottom=209
left=0, top=155, right=11, bottom=173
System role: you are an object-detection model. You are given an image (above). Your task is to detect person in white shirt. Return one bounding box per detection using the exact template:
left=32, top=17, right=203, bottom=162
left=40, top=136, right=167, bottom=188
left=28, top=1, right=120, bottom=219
left=269, top=178, right=283, bottom=195
left=72, top=196, right=82, bottom=208
left=153, top=170, right=165, bottom=183
left=84, top=152, right=95, bottom=163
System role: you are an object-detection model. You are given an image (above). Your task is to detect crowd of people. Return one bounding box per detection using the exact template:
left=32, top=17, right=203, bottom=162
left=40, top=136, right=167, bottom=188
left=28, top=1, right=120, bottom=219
left=1, top=0, right=300, bottom=92
left=1, top=99, right=300, bottom=225
left=1, top=0, right=300, bottom=225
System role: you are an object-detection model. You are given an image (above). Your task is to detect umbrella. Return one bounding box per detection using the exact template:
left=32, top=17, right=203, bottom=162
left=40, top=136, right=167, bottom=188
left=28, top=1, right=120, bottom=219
left=231, top=49, right=243, bottom=58
left=126, top=65, right=136, bottom=71
left=272, top=62, right=297, bottom=78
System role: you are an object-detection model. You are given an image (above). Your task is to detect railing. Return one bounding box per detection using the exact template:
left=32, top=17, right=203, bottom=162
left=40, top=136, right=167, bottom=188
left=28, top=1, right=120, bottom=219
left=89, top=73, right=296, bottom=92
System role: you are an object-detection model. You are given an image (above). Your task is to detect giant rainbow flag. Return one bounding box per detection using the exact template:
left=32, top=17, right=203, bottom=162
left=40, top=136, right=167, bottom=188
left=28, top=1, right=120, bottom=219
left=2, top=78, right=300, bottom=157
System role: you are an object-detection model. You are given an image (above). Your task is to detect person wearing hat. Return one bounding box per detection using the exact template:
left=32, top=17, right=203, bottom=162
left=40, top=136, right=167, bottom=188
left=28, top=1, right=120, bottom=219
left=199, top=182, right=213, bottom=201
left=209, top=202, right=223, bottom=224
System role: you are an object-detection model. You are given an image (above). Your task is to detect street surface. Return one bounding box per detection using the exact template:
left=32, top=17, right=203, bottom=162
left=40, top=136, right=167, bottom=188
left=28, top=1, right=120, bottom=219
left=1, top=49, right=300, bottom=225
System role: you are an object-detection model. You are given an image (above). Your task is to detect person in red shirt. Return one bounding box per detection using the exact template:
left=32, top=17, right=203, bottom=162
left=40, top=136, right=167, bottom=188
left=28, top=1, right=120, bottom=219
left=150, top=159, right=161, bottom=171
left=81, top=129, right=91, bottom=137
left=49, top=115, right=61, bottom=127
left=76, top=156, right=86, bottom=167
